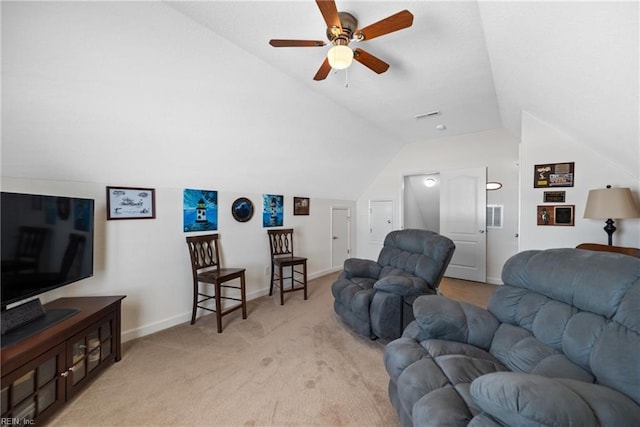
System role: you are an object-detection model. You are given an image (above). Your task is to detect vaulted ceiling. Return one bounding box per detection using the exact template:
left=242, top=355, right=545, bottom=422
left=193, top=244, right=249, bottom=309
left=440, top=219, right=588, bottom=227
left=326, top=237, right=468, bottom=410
left=2, top=1, right=638, bottom=199
left=167, top=1, right=503, bottom=143
left=167, top=0, right=638, bottom=168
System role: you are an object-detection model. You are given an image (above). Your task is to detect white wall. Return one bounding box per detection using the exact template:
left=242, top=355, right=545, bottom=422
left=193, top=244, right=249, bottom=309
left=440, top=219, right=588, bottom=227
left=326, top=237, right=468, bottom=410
left=355, top=129, right=521, bottom=284
left=1, top=0, right=362, bottom=343
left=0, top=1, right=397, bottom=201
left=1, top=177, right=355, bottom=342
left=519, top=112, right=640, bottom=249
left=479, top=1, right=639, bottom=175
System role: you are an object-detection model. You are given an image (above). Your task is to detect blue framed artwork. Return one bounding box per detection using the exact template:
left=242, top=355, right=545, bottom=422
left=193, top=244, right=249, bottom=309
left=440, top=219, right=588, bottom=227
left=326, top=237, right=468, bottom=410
left=262, top=194, right=283, bottom=227
left=183, top=189, right=218, bottom=232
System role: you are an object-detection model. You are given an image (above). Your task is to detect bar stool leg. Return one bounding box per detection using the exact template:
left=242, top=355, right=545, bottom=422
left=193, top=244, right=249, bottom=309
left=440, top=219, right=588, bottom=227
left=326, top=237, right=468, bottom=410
left=191, top=282, right=199, bottom=325
left=269, top=262, right=274, bottom=296
left=215, top=281, right=223, bottom=333
left=241, top=272, right=247, bottom=319
left=303, top=261, right=308, bottom=300
left=279, top=264, right=285, bottom=305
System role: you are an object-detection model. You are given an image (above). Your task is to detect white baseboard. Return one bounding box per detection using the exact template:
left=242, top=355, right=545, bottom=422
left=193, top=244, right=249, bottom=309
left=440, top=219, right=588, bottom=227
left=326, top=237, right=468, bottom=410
left=121, top=269, right=342, bottom=343
left=122, top=312, right=192, bottom=343
left=486, top=276, right=503, bottom=285
left=310, top=266, right=342, bottom=278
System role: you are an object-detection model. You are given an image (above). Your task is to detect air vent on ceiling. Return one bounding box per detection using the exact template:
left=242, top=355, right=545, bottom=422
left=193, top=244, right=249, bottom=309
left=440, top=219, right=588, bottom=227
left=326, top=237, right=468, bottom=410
left=414, top=111, right=441, bottom=119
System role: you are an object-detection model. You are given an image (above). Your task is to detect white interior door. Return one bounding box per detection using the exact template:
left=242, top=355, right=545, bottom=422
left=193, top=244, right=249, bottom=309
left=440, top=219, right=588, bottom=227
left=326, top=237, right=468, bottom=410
left=440, top=167, right=487, bottom=282
left=370, top=200, right=393, bottom=242
left=331, top=207, right=351, bottom=268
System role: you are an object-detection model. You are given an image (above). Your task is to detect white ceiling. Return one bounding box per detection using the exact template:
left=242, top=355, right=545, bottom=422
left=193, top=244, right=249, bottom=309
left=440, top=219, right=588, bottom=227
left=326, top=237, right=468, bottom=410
left=2, top=1, right=638, bottom=200
left=167, top=1, right=503, bottom=143
left=166, top=0, right=638, bottom=172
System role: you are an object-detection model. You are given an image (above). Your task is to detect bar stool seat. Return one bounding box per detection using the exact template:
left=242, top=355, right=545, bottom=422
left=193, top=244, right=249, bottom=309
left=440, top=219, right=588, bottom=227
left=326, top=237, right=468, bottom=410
left=186, top=234, right=247, bottom=332
left=268, top=229, right=308, bottom=305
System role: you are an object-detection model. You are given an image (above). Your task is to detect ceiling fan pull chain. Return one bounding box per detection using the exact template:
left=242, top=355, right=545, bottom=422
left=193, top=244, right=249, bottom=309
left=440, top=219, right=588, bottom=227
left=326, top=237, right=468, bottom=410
left=344, top=68, right=349, bottom=88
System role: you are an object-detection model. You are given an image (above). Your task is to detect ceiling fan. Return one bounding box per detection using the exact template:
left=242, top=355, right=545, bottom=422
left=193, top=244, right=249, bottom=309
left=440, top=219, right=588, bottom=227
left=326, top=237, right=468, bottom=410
left=269, top=0, right=414, bottom=81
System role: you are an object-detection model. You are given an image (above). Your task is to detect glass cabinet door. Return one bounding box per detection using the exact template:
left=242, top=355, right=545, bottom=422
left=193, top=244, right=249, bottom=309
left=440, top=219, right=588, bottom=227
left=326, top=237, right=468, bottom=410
left=66, top=313, right=116, bottom=398
left=0, top=344, right=66, bottom=422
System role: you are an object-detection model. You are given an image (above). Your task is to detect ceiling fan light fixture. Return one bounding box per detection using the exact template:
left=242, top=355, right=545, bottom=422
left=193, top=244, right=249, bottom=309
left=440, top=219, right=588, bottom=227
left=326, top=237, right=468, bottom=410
left=327, top=44, right=353, bottom=70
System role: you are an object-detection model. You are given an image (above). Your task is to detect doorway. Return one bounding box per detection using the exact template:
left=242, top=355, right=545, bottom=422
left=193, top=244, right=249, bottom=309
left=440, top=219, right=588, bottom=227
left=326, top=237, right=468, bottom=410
left=403, top=173, right=440, bottom=231
left=331, top=207, right=351, bottom=269
left=402, top=167, right=487, bottom=282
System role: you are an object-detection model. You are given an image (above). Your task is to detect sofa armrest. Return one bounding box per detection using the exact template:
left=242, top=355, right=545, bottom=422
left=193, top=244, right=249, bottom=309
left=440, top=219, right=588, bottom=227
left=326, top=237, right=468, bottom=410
left=471, top=372, right=640, bottom=426
left=373, top=275, right=430, bottom=296
left=409, top=295, right=500, bottom=349
left=343, top=258, right=382, bottom=280
left=383, top=337, right=428, bottom=383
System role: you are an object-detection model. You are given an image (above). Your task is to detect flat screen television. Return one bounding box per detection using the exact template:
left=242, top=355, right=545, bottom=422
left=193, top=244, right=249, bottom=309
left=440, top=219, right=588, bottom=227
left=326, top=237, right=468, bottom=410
left=1, top=192, right=95, bottom=310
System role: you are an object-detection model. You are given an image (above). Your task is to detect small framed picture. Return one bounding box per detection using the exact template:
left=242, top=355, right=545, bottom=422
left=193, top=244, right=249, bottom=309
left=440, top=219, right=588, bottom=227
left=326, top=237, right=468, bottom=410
left=263, top=194, right=283, bottom=227
left=534, top=162, right=574, bottom=188
left=537, top=205, right=574, bottom=226
left=543, top=191, right=566, bottom=203
left=231, top=197, right=254, bottom=223
left=107, top=186, right=156, bottom=220
left=294, top=197, right=310, bottom=215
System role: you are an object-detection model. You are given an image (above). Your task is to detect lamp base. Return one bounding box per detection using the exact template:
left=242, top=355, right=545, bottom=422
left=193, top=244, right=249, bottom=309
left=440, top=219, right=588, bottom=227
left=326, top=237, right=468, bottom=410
left=604, top=218, right=616, bottom=246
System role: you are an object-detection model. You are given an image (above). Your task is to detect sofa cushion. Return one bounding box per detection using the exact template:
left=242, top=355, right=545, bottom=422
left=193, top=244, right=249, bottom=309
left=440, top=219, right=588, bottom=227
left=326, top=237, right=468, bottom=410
left=374, top=275, right=430, bottom=296
left=378, top=229, right=455, bottom=290
left=393, top=339, right=507, bottom=426
left=343, top=258, right=381, bottom=280
left=489, top=323, right=594, bottom=382
left=412, top=385, right=473, bottom=427
left=413, top=295, right=500, bottom=349
left=471, top=372, right=640, bottom=427
left=500, top=248, right=640, bottom=326
left=471, top=373, right=598, bottom=426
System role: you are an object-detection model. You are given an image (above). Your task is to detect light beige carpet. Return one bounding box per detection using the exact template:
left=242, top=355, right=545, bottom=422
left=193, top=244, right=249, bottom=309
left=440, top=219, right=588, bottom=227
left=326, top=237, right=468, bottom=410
left=47, top=273, right=495, bottom=427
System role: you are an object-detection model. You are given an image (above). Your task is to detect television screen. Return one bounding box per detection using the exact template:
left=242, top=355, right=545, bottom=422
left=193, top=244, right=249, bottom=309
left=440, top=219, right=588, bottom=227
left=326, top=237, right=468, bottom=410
left=1, top=192, right=95, bottom=308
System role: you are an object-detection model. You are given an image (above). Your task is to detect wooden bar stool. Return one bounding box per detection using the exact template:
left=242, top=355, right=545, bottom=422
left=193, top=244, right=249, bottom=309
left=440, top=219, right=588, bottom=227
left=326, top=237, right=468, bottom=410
left=267, top=229, right=308, bottom=305
left=186, top=234, right=247, bottom=332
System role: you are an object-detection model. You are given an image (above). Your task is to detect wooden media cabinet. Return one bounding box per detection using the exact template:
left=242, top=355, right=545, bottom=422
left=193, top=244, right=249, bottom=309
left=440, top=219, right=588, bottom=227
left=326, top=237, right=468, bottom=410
left=1, top=296, right=125, bottom=424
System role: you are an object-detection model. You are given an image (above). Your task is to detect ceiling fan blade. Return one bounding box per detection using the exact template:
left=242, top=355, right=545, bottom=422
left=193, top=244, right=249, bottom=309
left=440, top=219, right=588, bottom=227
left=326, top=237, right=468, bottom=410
left=313, top=58, right=332, bottom=81
left=316, top=0, right=342, bottom=33
left=355, top=10, right=414, bottom=41
left=353, top=48, right=389, bottom=74
left=269, top=39, right=326, bottom=47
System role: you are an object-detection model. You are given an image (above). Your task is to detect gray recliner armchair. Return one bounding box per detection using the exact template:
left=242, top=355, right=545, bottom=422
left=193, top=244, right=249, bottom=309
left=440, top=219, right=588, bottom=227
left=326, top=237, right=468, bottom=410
left=331, top=229, right=455, bottom=340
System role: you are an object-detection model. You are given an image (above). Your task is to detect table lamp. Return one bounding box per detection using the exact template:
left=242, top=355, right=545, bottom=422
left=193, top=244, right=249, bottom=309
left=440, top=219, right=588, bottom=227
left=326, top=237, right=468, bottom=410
left=583, top=185, right=640, bottom=245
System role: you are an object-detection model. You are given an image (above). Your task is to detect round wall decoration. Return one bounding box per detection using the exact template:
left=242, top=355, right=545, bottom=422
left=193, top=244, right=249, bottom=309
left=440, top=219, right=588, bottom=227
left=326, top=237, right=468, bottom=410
left=231, top=197, right=254, bottom=222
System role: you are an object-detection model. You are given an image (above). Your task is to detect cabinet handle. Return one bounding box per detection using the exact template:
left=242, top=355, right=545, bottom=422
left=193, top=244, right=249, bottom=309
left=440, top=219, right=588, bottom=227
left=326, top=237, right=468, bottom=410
left=59, top=368, right=73, bottom=378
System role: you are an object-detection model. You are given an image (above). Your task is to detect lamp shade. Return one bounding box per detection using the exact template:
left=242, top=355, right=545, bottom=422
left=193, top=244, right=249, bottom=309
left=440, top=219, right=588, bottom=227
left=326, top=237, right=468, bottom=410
left=327, top=45, right=353, bottom=70
left=583, top=187, right=640, bottom=219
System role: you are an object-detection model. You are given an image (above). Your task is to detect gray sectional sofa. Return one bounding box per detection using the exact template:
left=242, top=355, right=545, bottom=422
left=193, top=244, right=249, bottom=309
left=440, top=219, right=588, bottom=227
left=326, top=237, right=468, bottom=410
left=332, top=229, right=455, bottom=340
left=384, top=248, right=640, bottom=426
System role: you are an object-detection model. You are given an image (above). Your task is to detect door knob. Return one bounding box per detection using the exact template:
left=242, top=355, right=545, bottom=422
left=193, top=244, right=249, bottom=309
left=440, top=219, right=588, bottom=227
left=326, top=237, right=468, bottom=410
left=479, top=230, right=485, bottom=233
